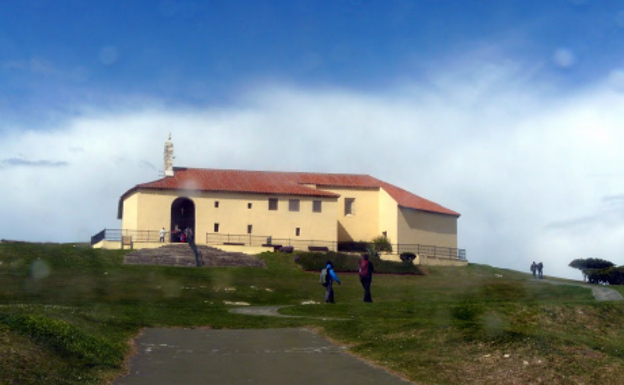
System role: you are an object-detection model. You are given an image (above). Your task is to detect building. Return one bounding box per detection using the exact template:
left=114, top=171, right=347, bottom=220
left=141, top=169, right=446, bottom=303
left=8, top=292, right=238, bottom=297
left=92, top=135, right=465, bottom=264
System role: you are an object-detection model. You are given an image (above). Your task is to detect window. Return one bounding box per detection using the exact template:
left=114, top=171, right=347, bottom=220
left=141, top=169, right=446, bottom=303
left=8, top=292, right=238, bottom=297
left=214, top=223, right=220, bottom=232
left=268, top=198, right=278, bottom=211
left=313, top=200, right=322, bottom=213
left=345, top=198, right=355, bottom=215
left=247, top=225, right=253, bottom=234
left=214, top=201, right=219, bottom=208
left=247, top=203, right=252, bottom=209
left=289, top=199, right=300, bottom=212
left=295, top=227, right=300, bottom=236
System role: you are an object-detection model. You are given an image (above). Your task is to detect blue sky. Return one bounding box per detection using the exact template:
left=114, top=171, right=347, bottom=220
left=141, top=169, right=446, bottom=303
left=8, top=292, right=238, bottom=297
left=2, top=0, right=624, bottom=279
left=3, top=0, right=624, bottom=122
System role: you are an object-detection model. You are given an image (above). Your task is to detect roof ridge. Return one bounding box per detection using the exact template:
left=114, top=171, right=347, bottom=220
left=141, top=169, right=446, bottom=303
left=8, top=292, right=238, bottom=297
left=173, top=166, right=371, bottom=178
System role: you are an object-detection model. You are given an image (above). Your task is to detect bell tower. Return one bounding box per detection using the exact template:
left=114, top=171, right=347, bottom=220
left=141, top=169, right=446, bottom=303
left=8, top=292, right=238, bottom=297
left=164, top=133, right=174, bottom=177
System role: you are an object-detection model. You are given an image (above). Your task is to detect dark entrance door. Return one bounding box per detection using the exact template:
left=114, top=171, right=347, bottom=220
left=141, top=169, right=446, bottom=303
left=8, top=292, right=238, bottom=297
left=170, top=197, right=195, bottom=242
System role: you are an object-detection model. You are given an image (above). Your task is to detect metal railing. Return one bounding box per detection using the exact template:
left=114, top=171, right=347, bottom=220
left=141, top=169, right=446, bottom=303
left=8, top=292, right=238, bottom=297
left=204, top=233, right=338, bottom=250
left=90, top=229, right=164, bottom=245
left=90, top=229, right=466, bottom=261
left=205, top=233, right=466, bottom=260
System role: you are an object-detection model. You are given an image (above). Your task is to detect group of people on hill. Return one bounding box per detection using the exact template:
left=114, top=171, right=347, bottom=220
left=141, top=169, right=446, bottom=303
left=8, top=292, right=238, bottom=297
left=321, top=253, right=374, bottom=303
left=159, top=227, right=193, bottom=243
left=531, top=261, right=544, bottom=279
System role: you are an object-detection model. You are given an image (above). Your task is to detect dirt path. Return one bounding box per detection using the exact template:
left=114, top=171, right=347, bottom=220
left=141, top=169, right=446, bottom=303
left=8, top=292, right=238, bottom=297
left=540, top=279, right=624, bottom=301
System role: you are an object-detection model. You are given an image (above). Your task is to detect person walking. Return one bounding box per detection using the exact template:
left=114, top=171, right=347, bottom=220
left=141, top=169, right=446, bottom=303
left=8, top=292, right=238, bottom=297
left=359, top=253, right=374, bottom=302
left=538, top=262, right=544, bottom=279
left=531, top=262, right=537, bottom=279
left=323, top=261, right=341, bottom=303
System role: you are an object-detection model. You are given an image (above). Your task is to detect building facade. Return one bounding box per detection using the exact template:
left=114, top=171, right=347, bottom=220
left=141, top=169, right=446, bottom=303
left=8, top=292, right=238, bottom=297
left=96, top=136, right=463, bottom=261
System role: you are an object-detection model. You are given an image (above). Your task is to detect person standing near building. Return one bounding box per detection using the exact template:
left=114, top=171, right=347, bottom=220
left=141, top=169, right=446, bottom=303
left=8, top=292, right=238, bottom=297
left=159, top=227, right=166, bottom=243
left=323, top=261, right=341, bottom=303
left=359, top=253, right=374, bottom=302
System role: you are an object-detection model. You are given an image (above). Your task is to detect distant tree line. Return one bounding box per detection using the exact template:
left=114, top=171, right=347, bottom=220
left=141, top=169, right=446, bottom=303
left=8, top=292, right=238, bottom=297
left=569, top=258, right=624, bottom=285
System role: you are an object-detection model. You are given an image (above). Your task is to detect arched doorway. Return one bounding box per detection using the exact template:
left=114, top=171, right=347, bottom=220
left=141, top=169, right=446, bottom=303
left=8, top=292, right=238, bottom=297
left=170, top=197, right=196, bottom=242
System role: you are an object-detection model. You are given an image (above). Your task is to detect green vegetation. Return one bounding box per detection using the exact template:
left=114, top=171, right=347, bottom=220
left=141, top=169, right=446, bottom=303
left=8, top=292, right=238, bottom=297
left=1, top=243, right=624, bottom=384
left=569, top=258, right=624, bottom=284
left=295, top=251, right=421, bottom=275
left=371, top=235, right=393, bottom=252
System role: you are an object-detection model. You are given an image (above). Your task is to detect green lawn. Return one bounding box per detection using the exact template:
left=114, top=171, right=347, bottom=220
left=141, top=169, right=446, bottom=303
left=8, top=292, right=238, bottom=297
left=1, top=243, right=623, bottom=384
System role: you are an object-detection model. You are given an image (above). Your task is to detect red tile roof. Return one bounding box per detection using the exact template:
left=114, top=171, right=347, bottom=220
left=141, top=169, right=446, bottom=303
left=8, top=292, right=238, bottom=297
left=119, top=167, right=460, bottom=218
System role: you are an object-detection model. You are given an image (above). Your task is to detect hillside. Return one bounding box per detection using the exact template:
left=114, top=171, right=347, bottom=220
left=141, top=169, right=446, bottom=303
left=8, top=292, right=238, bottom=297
left=1, top=243, right=623, bottom=384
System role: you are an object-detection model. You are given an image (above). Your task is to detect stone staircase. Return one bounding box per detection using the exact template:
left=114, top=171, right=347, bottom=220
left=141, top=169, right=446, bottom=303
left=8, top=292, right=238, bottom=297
left=124, top=244, right=265, bottom=268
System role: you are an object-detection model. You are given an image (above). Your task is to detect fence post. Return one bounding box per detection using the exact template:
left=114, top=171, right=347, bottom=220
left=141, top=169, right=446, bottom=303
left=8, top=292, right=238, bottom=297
left=434, top=246, right=437, bottom=257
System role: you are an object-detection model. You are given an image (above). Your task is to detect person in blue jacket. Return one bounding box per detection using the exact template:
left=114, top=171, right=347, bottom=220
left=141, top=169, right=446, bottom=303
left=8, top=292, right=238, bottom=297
left=324, top=260, right=341, bottom=303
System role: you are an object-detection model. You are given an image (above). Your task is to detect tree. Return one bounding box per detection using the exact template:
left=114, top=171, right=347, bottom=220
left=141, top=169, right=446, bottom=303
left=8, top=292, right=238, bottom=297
left=569, top=258, right=615, bottom=283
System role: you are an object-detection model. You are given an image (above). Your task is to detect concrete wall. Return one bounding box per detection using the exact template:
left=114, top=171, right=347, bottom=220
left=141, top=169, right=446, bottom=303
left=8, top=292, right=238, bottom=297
left=415, top=255, right=468, bottom=267
left=380, top=253, right=466, bottom=266
left=397, top=207, right=458, bottom=249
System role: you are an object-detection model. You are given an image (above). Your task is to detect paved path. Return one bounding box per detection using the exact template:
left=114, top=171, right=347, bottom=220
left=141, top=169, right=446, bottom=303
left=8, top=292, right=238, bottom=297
left=539, top=279, right=624, bottom=301
left=114, top=328, right=414, bottom=385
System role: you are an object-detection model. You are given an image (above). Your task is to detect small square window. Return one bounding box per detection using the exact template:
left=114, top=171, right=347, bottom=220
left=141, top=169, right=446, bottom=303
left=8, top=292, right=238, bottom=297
left=214, top=223, right=220, bottom=232
left=295, top=227, right=300, bottom=236
left=289, top=199, right=300, bottom=212
left=248, top=203, right=252, bottom=209
left=214, top=201, right=219, bottom=208
left=345, top=198, right=355, bottom=216
left=268, top=198, right=278, bottom=211
left=247, top=225, right=253, bottom=234
left=313, top=200, right=322, bottom=213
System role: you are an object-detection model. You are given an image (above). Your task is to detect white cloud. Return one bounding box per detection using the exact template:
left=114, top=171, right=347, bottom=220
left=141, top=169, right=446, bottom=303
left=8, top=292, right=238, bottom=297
left=2, top=62, right=624, bottom=280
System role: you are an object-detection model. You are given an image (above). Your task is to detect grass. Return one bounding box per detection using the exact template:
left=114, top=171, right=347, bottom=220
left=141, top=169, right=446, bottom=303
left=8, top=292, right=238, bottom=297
left=1, top=243, right=624, bottom=384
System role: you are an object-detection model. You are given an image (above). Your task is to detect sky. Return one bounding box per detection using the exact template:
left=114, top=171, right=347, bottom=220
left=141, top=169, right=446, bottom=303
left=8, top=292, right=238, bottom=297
left=2, top=0, right=624, bottom=280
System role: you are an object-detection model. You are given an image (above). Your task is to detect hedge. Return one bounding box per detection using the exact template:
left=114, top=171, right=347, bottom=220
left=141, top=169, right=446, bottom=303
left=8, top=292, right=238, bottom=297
left=294, top=251, right=422, bottom=275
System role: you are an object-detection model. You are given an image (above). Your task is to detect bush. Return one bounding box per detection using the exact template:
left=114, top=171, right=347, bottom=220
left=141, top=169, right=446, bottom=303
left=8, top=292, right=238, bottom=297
left=294, top=251, right=422, bottom=275
left=372, top=236, right=393, bottom=253
left=337, top=241, right=370, bottom=252
left=586, top=266, right=624, bottom=285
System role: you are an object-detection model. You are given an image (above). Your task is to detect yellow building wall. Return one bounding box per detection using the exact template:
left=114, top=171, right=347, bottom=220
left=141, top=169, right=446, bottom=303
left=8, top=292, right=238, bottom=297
left=195, top=192, right=337, bottom=242
left=121, top=192, right=139, bottom=231
left=397, top=208, right=458, bottom=249
left=135, top=191, right=179, bottom=231
left=316, top=187, right=380, bottom=242
left=378, top=188, right=399, bottom=244
left=122, top=189, right=338, bottom=244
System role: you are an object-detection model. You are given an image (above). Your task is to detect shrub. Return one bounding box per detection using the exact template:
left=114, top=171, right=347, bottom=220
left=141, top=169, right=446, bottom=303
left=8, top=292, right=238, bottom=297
left=400, top=252, right=416, bottom=262
left=586, top=266, right=624, bottom=285
left=294, top=251, right=422, bottom=275
left=337, top=241, right=370, bottom=252
left=371, top=236, right=393, bottom=253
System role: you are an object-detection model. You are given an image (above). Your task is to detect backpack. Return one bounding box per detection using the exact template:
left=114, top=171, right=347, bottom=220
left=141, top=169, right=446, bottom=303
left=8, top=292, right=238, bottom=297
left=320, top=267, right=328, bottom=286
left=359, top=259, right=370, bottom=278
